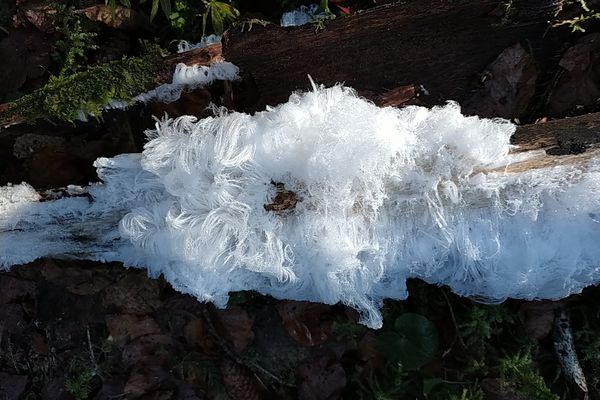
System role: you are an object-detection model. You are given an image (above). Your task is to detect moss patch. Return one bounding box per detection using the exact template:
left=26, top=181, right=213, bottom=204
left=6, top=45, right=164, bottom=123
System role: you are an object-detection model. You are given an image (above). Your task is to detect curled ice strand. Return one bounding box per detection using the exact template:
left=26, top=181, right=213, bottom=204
left=2, top=85, right=600, bottom=328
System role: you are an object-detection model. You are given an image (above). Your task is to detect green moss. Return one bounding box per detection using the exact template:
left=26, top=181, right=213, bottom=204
left=7, top=45, right=164, bottom=123
left=500, top=350, right=559, bottom=400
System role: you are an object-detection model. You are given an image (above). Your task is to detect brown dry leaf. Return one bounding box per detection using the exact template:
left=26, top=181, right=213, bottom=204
left=15, top=0, right=56, bottom=33
left=27, top=144, right=97, bottom=189
left=124, top=364, right=169, bottom=399
left=548, top=33, right=600, bottom=116
left=277, top=301, right=332, bottom=347
left=519, top=301, right=561, bottom=340
left=220, top=358, right=262, bottom=400
left=149, top=88, right=213, bottom=119
left=95, top=377, right=127, bottom=400
left=0, top=303, right=26, bottom=335
left=0, top=28, right=51, bottom=97
left=374, top=84, right=427, bottom=108
left=122, top=334, right=175, bottom=369
left=106, top=314, right=161, bottom=346
left=141, top=390, right=176, bottom=400
left=0, top=373, right=28, bottom=400
left=31, top=331, right=49, bottom=355
left=297, top=351, right=346, bottom=400
left=463, top=43, right=537, bottom=119
left=41, top=260, right=111, bottom=295
left=176, top=383, right=205, bottom=400
left=0, top=275, right=35, bottom=304
left=184, top=319, right=219, bottom=356
left=81, top=4, right=151, bottom=31
left=104, top=272, right=162, bottom=315
left=214, top=306, right=255, bottom=352
left=357, top=331, right=380, bottom=364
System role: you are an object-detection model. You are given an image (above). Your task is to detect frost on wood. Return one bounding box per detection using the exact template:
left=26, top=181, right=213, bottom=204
left=280, top=4, right=322, bottom=27
left=177, top=35, right=222, bottom=53
left=132, top=61, right=239, bottom=104
left=2, top=85, right=600, bottom=328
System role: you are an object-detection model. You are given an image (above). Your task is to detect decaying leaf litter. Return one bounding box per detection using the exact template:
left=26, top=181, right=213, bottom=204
left=2, top=1, right=600, bottom=399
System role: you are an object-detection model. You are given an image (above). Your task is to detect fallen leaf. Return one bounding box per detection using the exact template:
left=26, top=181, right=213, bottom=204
left=0, top=303, right=26, bottom=336
left=27, top=144, right=97, bottom=189
left=463, top=43, right=537, bottom=119
left=220, top=358, right=262, bottom=400
left=277, top=301, right=332, bottom=347
left=40, top=260, right=111, bottom=295
left=176, top=383, right=205, bottom=400
left=82, top=4, right=151, bottom=31
left=0, top=275, right=35, bottom=304
left=106, top=314, right=161, bottom=346
left=297, top=351, right=346, bottom=400
left=15, top=0, right=56, bottom=33
left=124, top=364, right=169, bottom=399
left=94, top=377, right=127, bottom=400
left=214, top=306, right=254, bottom=351
left=374, top=84, right=428, bottom=108
left=0, top=373, right=28, bottom=400
left=104, top=272, right=162, bottom=315
left=13, top=134, right=66, bottom=159
left=31, top=331, right=49, bottom=355
left=548, top=33, right=600, bottom=116
left=122, top=334, right=175, bottom=369
left=184, top=319, right=219, bottom=356
left=519, top=301, right=561, bottom=340
left=149, top=88, right=213, bottom=119
left=0, top=28, right=51, bottom=97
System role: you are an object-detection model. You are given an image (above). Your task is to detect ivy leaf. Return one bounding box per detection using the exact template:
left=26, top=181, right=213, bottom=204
left=378, top=313, right=438, bottom=370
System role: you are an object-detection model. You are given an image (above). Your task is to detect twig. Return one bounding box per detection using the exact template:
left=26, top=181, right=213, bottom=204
left=441, top=288, right=467, bottom=356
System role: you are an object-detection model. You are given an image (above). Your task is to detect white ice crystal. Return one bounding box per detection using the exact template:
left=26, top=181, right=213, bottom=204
left=280, top=4, right=323, bottom=27
left=2, top=84, right=600, bottom=328
left=133, top=62, right=240, bottom=104
left=177, top=35, right=222, bottom=53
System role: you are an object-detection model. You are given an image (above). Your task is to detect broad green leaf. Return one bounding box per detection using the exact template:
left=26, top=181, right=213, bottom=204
left=160, top=0, right=171, bottom=18
left=378, top=313, right=439, bottom=370
left=150, top=0, right=159, bottom=20
left=423, top=378, right=444, bottom=395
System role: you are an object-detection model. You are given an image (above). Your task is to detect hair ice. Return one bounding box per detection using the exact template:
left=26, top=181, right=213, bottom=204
left=2, top=84, right=600, bottom=328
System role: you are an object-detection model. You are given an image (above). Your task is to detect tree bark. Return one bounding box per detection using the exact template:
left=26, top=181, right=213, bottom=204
left=224, top=0, right=549, bottom=113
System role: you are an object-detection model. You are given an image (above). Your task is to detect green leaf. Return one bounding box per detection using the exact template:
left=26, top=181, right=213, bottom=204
left=150, top=0, right=159, bottom=20
left=160, top=0, right=171, bottom=18
left=378, top=313, right=439, bottom=370
left=203, top=1, right=239, bottom=35
left=423, top=378, right=444, bottom=396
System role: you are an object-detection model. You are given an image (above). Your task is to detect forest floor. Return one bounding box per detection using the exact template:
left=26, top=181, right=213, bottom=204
left=1, top=1, right=600, bottom=399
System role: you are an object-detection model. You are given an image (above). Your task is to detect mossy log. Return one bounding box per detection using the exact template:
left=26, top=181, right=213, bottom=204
left=0, top=43, right=223, bottom=128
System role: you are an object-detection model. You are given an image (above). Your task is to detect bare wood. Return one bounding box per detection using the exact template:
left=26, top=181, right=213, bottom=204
left=224, top=0, right=547, bottom=112
left=512, top=112, right=600, bottom=154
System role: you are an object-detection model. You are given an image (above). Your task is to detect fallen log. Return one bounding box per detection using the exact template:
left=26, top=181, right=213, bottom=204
left=0, top=43, right=224, bottom=128
left=224, top=0, right=548, bottom=112
left=2, top=84, right=600, bottom=328
left=511, top=112, right=600, bottom=154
